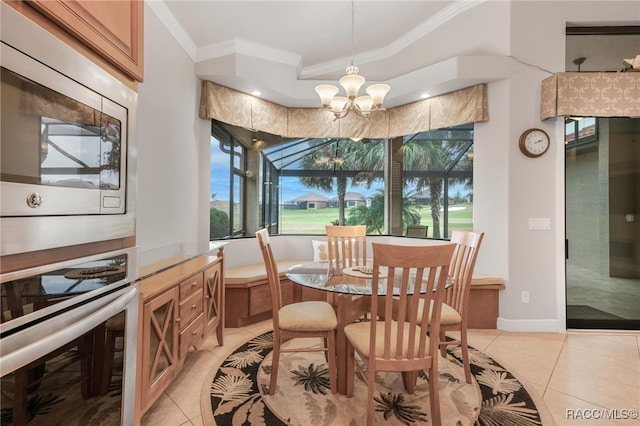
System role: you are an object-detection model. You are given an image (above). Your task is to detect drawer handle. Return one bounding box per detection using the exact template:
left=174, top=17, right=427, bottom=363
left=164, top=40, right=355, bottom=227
left=176, top=317, right=180, bottom=323
left=191, top=304, right=197, bottom=310
left=192, top=331, right=198, bottom=336
left=191, top=282, right=197, bottom=287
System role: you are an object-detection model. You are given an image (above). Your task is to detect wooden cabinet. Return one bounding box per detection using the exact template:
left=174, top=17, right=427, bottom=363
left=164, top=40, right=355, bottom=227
left=140, top=286, right=179, bottom=413
left=177, top=273, right=205, bottom=360
left=137, top=251, right=224, bottom=420
left=225, top=276, right=295, bottom=328
left=25, top=0, right=144, bottom=81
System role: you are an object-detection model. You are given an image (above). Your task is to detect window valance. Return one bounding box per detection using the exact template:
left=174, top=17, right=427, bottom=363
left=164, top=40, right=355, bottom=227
left=199, top=81, right=488, bottom=138
left=541, top=72, right=640, bottom=120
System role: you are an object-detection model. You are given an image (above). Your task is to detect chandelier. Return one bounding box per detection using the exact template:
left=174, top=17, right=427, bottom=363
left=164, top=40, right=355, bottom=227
left=314, top=0, right=390, bottom=120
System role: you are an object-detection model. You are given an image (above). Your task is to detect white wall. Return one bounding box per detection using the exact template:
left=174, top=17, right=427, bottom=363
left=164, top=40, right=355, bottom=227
left=136, top=4, right=211, bottom=256
left=138, top=1, right=640, bottom=331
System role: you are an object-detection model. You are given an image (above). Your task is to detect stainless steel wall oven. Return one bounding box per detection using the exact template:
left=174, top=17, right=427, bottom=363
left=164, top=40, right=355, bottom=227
left=0, top=248, right=139, bottom=425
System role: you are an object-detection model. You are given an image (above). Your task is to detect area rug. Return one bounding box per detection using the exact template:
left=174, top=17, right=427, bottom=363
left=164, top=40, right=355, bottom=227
left=202, top=331, right=545, bottom=425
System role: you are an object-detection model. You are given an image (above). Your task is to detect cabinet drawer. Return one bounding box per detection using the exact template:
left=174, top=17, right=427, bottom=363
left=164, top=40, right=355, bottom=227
left=179, top=289, right=203, bottom=327
left=179, top=313, right=204, bottom=358
left=179, top=274, right=203, bottom=300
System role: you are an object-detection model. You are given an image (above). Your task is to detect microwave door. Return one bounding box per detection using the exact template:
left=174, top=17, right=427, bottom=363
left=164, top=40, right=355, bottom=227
left=1, top=61, right=126, bottom=216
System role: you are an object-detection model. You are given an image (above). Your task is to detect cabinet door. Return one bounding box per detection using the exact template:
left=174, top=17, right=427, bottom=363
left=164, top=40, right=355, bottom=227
left=26, top=0, right=144, bottom=81
left=141, top=287, right=179, bottom=413
left=204, top=261, right=224, bottom=345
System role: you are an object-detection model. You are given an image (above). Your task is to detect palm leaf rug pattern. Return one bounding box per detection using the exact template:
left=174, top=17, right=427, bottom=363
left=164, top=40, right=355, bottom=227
left=209, top=332, right=542, bottom=425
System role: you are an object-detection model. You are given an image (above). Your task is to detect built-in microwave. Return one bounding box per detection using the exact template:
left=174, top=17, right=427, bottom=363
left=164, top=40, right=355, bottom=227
left=1, top=42, right=127, bottom=216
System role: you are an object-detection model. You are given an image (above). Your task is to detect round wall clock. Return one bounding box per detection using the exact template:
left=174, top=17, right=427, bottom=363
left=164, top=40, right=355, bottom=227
left=519, top=128, right=550, bottom=158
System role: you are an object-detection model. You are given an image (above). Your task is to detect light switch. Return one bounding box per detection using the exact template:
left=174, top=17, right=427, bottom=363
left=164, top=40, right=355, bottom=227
left=529, top=217, right=551, bottom=230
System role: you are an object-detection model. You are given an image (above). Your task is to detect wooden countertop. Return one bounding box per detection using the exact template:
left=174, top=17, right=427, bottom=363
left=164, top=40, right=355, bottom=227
left=137, top=253, right=221, bottom=300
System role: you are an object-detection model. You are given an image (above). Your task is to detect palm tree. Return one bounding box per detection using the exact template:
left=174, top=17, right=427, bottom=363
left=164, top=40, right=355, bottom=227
left=345, top=134, right=471, bottom=238
left=299, top=139, right=379, bottom=225
left=402, top=135, right=472, bottom=238
left=346, top=191, right=419, bottom=234
left=298, top=129, right=472, bottom=236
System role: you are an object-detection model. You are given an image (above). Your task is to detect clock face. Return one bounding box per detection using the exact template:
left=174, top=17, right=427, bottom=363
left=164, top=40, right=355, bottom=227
left=520, top=129, right=550, bottom=158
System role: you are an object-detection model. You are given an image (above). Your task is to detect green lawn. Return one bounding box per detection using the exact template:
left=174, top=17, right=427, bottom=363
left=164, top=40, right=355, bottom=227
left=279, top=203, right=473, bottom=237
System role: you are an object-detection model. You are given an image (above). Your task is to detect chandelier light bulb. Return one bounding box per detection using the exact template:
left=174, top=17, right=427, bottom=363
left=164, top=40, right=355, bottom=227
left=339, top=73, right=365, bottom=99
left=315, top=85, right=339, bottom=108
left=365, top=84, right=391, bottom=107
left=354, top=95, right=374, bottom=115
left=330, top=96, right=349, bottom=114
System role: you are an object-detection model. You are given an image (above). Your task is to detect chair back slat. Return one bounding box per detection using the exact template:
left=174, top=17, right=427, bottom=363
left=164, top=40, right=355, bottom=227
left=256, top=229, right=283, bottom=324
left=325, top=225, right=367, bottom=270
left=445, top=231, right=485, bottom=316
left=370, top=242, right=456, bottom=364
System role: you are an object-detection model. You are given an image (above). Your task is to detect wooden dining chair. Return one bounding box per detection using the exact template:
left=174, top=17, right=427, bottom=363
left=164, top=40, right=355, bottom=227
left=343, top=242, right=455, bottom=426
left=255, top=228, right=338, bottom=395
left=325, top=225, right=367, bottom=271
left=437, top=230, right=484, bottom=384
left=325, top=224, right=368, bottom=308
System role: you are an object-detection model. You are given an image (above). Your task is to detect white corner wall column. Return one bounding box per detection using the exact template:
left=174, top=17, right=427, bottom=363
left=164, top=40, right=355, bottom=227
left=137, top=3, right=212, bottom=255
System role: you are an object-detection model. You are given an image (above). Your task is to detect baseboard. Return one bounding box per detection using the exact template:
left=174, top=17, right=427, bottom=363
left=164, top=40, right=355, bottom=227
left=497, top=317, right=564, bottom=332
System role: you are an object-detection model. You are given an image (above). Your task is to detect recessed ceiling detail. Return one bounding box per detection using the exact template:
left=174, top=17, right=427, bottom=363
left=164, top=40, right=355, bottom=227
left=149, top=0, right=510, bottom=108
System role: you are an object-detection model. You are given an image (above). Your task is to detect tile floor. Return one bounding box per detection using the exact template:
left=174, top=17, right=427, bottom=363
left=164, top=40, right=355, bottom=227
left=141, top=321, right=640, bottom=426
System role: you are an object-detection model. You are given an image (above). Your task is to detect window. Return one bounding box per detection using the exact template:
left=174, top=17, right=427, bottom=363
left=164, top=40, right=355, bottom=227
left=210, top=123, right=246, bottom=238
left=565, top=117, right=597, bottom=150
left=209, top=122, right=474, bottom=239
left=271, top=138, right=385, bottom=234
left=401, top=124, right=474, bottom=239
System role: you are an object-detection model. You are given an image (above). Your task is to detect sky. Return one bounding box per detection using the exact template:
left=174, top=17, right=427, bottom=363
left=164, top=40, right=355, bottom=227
left=210, top=160, right=382, bottom=202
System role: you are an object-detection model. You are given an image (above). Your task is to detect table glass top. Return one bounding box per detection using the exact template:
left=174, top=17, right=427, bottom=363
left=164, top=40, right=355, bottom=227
left=286, top=262, right=430, bottom=295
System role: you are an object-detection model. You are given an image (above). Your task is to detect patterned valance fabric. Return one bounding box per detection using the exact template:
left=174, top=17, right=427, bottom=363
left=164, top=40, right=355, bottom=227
left=199, top=81, right=489, bottom=138
left=541, top=72, right=640, bottom=120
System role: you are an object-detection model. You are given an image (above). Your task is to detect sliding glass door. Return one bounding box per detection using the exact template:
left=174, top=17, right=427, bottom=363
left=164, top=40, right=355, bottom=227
left=565, top=117, right=640, bottom=329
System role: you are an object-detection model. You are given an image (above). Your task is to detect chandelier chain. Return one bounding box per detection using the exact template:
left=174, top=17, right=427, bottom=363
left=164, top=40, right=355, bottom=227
left=350, top=0, right=355, bottom=67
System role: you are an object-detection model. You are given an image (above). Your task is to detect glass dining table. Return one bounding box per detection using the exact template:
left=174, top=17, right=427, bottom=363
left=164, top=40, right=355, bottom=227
left=286, top=261, right=427, bottom=395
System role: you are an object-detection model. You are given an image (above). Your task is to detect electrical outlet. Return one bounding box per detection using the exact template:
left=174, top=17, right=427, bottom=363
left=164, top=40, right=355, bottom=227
left=521, top=291, right=530, bottom=304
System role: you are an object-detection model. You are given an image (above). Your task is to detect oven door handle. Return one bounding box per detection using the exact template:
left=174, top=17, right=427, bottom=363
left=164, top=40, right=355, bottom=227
left=0, top=284, right=139, bottom=376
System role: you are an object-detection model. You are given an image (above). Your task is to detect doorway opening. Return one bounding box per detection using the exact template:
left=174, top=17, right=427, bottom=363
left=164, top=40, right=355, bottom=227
left=565, top=117, right=640, bottom=329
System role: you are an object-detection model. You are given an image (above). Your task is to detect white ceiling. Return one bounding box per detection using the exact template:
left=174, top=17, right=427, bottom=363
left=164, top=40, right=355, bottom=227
left=150, top=0, right=509, bottom=108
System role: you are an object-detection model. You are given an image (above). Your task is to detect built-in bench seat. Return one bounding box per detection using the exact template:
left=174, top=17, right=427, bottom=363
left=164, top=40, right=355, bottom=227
left=224, top=253, right=505, bottom=329
left=225, top=259, right=301, bottom=285
left=225, top=259, right=328, bottom=327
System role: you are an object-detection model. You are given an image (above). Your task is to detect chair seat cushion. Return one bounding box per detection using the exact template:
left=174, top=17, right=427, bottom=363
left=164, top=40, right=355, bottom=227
left=440, top=303, right=462, bottom=325
left=343, top=321, right=430, bottom=358
left=415, top=300, right=462, bottom=326
left=279, top=301, right=337, bottom=331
